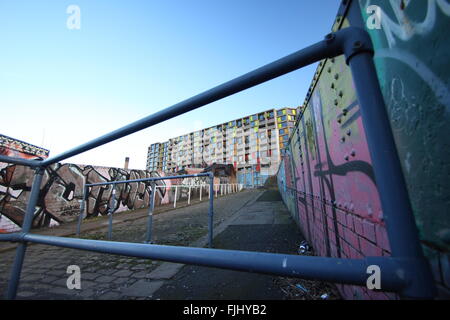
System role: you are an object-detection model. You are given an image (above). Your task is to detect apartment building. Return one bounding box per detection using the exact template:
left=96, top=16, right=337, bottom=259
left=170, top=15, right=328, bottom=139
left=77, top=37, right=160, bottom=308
left=146, top=107, right=300, bottom=187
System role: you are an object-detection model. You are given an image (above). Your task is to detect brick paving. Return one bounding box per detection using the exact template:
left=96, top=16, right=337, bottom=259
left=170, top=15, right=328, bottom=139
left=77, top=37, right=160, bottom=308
left=0, top=189, right=339, bottom=300
left=0, top=189, right=261, bottom=300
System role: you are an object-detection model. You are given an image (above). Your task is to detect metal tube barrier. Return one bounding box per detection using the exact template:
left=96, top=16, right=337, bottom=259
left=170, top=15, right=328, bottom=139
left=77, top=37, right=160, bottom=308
left=0, top=233, right=22, bottom=242
left=14, top=233, right=407, bottom=292
left=347, top=51, right=434, bottom=298
left=145, top=182, right=156, bottom=244
left=34, top=30, right=343, bottom=169
left=76, top=186, right=88, bottom=236
left=0, top=25, right=435, bottom=299
left=5, top=168, right=44, bottom=300
left=85, top=173, right=209, bottom=187
left=208, top=174, right=214, bottom=248
left=77, top=173, right=211, bottom=242
left=0, top=155, right=41, bottom=168
left=175, top=186, right=179, bottom=208
left=107, top=188, right=116, bottom=240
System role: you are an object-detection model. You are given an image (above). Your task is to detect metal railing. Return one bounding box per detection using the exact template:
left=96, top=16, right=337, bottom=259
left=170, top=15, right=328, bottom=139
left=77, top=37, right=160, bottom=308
left=75, top=173, right=214, bottom=245
left=0, top=13, right=435, bottom=299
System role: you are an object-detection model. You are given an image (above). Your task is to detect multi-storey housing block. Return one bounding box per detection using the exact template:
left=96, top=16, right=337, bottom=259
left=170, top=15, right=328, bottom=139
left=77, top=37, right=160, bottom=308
left=146, top=107, right=300, bottom=187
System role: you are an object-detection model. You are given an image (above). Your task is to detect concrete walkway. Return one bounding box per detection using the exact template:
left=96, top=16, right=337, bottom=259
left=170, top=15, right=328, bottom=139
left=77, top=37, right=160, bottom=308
left=0, top=189, right=312, bottom=300
left=152, top=190, right=303, bottom=299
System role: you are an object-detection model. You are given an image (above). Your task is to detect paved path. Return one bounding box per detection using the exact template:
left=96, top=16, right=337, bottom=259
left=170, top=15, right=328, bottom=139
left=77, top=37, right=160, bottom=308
left=0, top=189, right=332, bottom=300
left=0, top=190, right=261, bottom=299
left=152, top=192, right=302, bottom=300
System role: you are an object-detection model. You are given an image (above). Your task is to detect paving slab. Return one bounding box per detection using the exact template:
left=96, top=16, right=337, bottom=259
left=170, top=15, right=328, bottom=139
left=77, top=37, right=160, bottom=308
left=121, top=280, right=165, bottom=298
left=0, top=189, right=262, bottom=300
left=152, top=190, right=305, bottom=300
left=147, top=263, right=184, bottom=280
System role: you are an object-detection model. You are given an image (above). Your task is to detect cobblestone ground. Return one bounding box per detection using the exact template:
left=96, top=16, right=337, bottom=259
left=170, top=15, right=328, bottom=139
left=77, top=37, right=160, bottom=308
left=0, top=190, right=261, bottom=300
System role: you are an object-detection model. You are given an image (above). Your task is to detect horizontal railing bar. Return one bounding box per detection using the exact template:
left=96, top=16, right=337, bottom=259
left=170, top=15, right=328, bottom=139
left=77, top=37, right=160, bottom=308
left=21, top=233, right=406, bottom=291
left=0, top=155, right=42, bottom=167
left=85, top=173, right=211, bottom=187
left=39, top=36, right=342, bottom=167
left=0, top=233, right=22, bottom=242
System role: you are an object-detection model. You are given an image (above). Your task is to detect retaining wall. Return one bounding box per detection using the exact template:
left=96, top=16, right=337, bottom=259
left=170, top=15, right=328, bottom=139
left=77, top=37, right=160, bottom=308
left=277, top=0, right=449, bottom=299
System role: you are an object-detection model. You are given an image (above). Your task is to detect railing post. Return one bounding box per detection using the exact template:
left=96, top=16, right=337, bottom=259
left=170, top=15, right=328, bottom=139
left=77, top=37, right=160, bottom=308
left=107, top=187, right=116, bottom=240
left=6, top=167, right=44, bottom=300
left=188, top=185, right=191, bottom=205
left=174, top=186, right=178, bottom=208
left=145, top=182, right=156, bottom=244
left=200, top=184, right=202, bottom=201
left=345, top=39, right=435, bottom=298
left=76, top=186, right=88, bottom=236
left=208, top=173, right=214, bottom=248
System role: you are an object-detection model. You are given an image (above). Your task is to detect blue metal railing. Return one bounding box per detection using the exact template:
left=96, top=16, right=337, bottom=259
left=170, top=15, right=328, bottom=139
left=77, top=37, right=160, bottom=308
left=0, top=3, right=435, bottom=299
left=75, top=173, right=214, bottom=246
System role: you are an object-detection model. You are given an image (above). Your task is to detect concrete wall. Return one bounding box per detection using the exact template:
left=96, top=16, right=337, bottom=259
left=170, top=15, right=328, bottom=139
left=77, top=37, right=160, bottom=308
left=277, top=0, right=449, bottom=299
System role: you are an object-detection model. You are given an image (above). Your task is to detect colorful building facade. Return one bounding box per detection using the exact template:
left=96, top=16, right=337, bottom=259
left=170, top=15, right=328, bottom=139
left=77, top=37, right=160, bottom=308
left=147, top=107, right=300, bottom=187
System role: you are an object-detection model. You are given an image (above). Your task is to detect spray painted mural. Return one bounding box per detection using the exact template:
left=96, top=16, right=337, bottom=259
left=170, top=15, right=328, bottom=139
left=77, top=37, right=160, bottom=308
left=277, top=0, right=449, bottom=299
left=0, top=134, right=49, bottom=160
left=0, top=163, right=171, bottom=233
left=362, top=0, right=450, bottom=297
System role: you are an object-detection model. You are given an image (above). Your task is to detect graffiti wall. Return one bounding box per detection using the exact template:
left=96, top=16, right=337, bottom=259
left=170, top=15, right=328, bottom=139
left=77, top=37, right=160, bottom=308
left=277, top=0, right=449, bottom=299
left=0, top=162, right=240, bottom=233
left=0, top=134, right=49, bottom=160
left=0, top=162, right=172, bottom=233
left=361, top=0, right=450, bottom=298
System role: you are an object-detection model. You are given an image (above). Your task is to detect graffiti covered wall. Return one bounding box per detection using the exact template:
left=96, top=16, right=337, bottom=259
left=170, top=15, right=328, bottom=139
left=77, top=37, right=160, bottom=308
left=0, top=134, right=49, bottom=160
left=0, top=162, right=240, bottom=233
left=0, top=163, right=172, bottom=233
left=277, top=0, right=449, bottom=299
left=361, top=0, right=450, bottom=297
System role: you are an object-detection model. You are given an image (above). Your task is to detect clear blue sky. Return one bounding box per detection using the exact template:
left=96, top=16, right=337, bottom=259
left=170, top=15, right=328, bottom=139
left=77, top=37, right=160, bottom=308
left=0, top=0, right=340, bottom=169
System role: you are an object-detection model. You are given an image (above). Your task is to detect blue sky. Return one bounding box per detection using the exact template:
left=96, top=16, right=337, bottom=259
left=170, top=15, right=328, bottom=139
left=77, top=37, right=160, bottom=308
left=0, top=0, right=340, bottom=169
